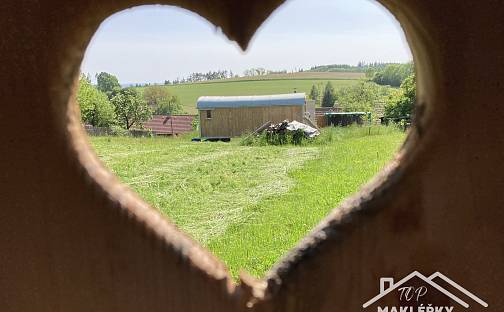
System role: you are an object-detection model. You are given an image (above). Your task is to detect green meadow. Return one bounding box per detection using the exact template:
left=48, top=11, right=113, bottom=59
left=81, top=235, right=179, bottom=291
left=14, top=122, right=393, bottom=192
left=90, top=126, right=405, bottom=278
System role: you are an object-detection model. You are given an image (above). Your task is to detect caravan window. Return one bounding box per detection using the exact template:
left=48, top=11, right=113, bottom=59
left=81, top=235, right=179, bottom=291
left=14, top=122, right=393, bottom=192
left=206, top=110, right=212, bottom=119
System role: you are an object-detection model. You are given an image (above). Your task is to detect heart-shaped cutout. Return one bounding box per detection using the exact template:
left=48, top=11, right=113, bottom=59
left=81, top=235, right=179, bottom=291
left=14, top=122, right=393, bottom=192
left=78, top=0, right=413, bottom=280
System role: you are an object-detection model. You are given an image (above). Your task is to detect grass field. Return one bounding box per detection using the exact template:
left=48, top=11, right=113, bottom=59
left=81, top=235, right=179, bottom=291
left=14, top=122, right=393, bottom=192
left=90, top=126, right=405, bottom=278
left=140, top=72, right=364, bottom=114
left=205, top=71, right=365, bottom=81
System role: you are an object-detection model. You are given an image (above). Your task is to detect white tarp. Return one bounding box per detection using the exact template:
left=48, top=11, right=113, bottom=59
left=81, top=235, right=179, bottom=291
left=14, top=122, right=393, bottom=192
left=286, top=120, right=320, bottom=138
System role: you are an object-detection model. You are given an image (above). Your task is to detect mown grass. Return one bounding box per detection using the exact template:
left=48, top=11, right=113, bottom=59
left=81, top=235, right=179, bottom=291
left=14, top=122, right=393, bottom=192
left=90, top=126, right=405, bottom=278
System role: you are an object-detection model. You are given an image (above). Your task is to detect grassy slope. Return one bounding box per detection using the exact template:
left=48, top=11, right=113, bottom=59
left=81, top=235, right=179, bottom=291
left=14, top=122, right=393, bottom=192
left=90, top=126, right=404, bottom=278
left=140, top=72, right=364, bottom=114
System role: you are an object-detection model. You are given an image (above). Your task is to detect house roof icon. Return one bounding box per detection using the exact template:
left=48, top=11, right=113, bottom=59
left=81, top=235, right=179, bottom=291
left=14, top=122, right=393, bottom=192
left=362, top=271, right=488, bottom=309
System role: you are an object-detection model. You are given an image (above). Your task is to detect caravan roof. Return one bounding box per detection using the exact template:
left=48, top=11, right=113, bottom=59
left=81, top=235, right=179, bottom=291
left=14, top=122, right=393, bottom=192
left=197, top=93, right=306, bottom=109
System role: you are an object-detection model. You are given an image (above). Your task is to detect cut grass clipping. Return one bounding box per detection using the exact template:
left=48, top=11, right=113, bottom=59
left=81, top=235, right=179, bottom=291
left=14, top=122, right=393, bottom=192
left=91, top=125, right=405, bottom=278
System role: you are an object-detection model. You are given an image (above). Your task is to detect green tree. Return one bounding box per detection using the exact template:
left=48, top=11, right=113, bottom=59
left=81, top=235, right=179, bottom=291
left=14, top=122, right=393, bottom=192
left=156, top=95, right=182, bottom=115
left=321, top=81, right=336, bottom=107
left=96, top=72, right=121, bottom=99
left=143, top=85, right=183, bottom=115
left=384, top=73, right=416, bottom=120
left=336, top=80, right=390, bottom=114
left=309, top=84, right=320, bottom=105
left=77, top=74, right=116, bottom=127
left=371, top=63, right=413, bottom=87
left=111, top=88, right=152, bottom=129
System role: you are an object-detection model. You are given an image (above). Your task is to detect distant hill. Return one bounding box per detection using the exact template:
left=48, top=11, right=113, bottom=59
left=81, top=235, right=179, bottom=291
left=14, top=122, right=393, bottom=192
left=200, top=71, right=365, bottom=82
left=140, top=71, right=364, bottom=114
left=308, top=63, right=400, bottom=73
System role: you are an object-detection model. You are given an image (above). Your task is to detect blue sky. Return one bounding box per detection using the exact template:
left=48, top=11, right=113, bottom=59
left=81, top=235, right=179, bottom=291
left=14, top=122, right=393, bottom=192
left=81, top=0, right=412, bottom=84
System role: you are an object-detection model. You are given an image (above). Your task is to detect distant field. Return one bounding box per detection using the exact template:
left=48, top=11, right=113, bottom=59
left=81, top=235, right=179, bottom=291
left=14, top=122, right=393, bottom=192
left=90, top=126, right=404, bottom=278
left=139, top=71, right=364, bottom=114
left=212, top=71, right=365, bottom=81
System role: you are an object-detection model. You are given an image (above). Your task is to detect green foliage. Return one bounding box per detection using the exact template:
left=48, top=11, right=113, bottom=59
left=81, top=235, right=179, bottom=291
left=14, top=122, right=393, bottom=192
left=77, top=74, right=116, bottom=127
left=96, top=72, right=121, bottom=99
left=265, top=129, right=306, bottom=145
left=309, top=84, right=320, bottom=104
left=111, top=88, right=152, bottom=129
left=240, top=130, right=310, bottom=146
left=239, top=132, right=260, bottom=146
left=321, top=81, right=336, bottom=107
left=308, top=62, right=390, bottom=72
left=369, top=63, right=414, bottom=87
left=384, top=73, right=416, bottom=120
left=110, top=125, right=129, bottom=136
left=157, top=96, right=182, bottom=115
left=191, top=116, right=200, bottom=130
left=143, top=85, right=183, bottom=115
left=336, top=80, right=391, bottom=115
left=309, top=64, right=359, bottom=72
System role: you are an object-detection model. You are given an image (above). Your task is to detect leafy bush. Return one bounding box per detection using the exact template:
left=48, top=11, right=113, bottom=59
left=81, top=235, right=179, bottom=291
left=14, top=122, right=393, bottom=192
left=77, top=74, right=116, bottom=127
left=335, top=79, right=391, bottom=117
left=110, top=125, right=129, bottom=136
left=240, top=129, right=309, bottom=146
left=265, top=129, right=304, bottom=145
left=384, top=73, right=416, bottom=122
left=191, top=116, right=200, bottom=131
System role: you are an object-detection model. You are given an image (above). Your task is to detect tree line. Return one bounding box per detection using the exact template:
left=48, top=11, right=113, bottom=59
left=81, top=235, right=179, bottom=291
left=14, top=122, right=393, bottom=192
left=165, top=69, right=236, bottom=85
left=242, top=68, right=291, bottom=77
left=366, top=62, right=414, bottom=87
left=308, top=62, right=396, bottom=73
left=78, top=72, right=183, bottom=130
left=164, top=67, right=297, bottom=85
